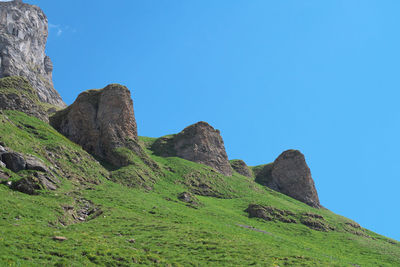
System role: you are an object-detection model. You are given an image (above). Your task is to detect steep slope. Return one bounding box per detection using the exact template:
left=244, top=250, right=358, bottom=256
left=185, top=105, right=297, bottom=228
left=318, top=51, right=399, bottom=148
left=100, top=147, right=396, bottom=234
left=0, top=111, right=399, bottom=266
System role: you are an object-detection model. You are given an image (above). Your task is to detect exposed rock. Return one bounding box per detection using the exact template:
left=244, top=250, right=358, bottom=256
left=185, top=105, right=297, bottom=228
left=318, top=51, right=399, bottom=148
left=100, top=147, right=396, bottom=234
left=178, top=191, right=200, bottom=207
left=0, top=161, right=5, bottom=168
left=254, top=150, right=320, bottom=208
left=34, top=172, right=59, bottom=190
left=0, top=169, right=9, bottom=179
left=0, top=144, right=6, bottom=154
left=50, top=84, right=154, bottom=168
left=245, top=204, right=296, bottom=223
left=0, top=0, right=65, bottom=107
left=230, top=159, right=252, bottom=177
left=52, top=236, right=68, bottom=241
left=10, top=177, right=41, bottom=195
left=0, top=76, right=50, bottom=122
left=2, top=151, right=26, bottom=172
left=25, top=155, right=48, bottom=172
left=1, top=150, right=49, bottom=173
left=151, top=121, right=232, bottom=176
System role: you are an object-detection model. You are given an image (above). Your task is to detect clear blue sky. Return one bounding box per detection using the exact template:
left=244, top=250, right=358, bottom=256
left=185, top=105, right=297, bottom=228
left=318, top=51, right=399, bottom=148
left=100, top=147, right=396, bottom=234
left=29, top=0, right=400, bottom=241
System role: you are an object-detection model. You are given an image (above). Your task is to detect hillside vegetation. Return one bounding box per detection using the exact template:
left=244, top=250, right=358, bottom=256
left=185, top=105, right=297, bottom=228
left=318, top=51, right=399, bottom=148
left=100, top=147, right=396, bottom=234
left=1, top=110, right=399, bottom=266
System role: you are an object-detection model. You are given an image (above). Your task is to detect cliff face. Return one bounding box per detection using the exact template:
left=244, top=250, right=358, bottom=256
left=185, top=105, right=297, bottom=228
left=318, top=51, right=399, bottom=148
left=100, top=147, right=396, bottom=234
left=0, top=0, right=65, bottom=107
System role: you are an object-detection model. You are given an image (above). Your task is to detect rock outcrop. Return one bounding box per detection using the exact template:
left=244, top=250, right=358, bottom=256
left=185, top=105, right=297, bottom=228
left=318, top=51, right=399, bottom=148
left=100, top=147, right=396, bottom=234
left=151, top=121, right=232, bottom=176
left=0, top=76, right=51, bottom=121
left=230, top=159, right=252, bottom=177
left=0, top=0, right=65, bottom=107
left=50, top=84, right=148, bottom=167
left=254, top=150, right=320, bottom=208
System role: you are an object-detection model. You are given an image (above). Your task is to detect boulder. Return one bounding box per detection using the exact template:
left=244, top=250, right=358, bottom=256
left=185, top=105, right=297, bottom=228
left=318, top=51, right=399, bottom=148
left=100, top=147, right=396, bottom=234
left=0, top=0, right=65, bottom=107
left=10, top=177, right=41, bottom=195
left=50, top=84, right=149, bottom=168
left=2, top=151, right=25, bottom=172
left=230, top=159, right=252, bottom=177
left=254, top=150, right=320, bottom=208
left=151, top=121, right=232, bottom=176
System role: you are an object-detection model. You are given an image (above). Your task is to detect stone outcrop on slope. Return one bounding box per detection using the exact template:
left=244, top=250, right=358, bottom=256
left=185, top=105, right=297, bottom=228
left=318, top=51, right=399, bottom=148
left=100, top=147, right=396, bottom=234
left=230, top=159, right=252, bottom=177
left=0, top=76, right=51, bottom=121
left=50, top=84, right=137, bottom=166
left=49, top=84, right=153, bottom=168
left=0, top=0, right=65, bottom=107
left=151, top=121, right=233, bottom=176
left=254, top=150, right=320, bottom=208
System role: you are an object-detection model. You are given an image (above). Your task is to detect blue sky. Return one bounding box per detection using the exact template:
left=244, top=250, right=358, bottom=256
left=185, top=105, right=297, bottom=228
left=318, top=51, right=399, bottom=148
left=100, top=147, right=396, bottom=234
left=29, top=0, right=400, bottom=241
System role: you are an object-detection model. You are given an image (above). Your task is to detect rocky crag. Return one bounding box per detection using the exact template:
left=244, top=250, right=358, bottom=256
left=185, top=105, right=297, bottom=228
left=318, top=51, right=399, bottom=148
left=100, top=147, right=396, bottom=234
left=0, top=0, right=65, bottom=107
left=151, top=121, right=233, bottom=176
left=50, top=84, right=155, bottom=169
left=254, top=150, right=320, bottom=208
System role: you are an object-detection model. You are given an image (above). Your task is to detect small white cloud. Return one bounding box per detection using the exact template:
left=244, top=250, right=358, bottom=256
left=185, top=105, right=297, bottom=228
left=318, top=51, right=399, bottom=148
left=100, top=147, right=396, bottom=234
left=48, top=23, right=75, bottom=37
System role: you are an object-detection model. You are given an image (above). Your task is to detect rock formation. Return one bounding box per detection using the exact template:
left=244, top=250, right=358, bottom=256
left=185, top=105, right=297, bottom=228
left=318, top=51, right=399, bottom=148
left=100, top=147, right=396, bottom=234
left=230, top=159, right=252, bottom=177
left=0, top=76, right=50, bottom=121
left=0, top=0, right=65, bottom=107
left=151, top=121, right=232, bottom=176
left=50, top=84, right=147, bottom=167
left=254, top=150, right=320, bottom=208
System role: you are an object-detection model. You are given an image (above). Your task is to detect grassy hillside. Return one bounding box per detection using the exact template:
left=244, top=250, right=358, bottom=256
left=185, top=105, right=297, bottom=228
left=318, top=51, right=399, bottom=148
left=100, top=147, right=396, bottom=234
left=0, top=111, right=399, bottom=266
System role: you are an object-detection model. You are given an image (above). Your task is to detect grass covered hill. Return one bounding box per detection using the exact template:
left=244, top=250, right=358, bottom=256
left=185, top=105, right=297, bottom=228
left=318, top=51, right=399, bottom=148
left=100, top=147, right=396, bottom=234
left=1, top=106, right=400, bottom=266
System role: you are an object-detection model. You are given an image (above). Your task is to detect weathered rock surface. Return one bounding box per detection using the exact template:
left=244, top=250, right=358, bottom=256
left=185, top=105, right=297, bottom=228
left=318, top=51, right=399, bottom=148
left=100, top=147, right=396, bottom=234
left=151, top=121, right=232, bottom=176
left=1, top=151, right=26, bottom=172
left=1, top=150, right=48, bottom=173
left=0, top=76, right=51, bottom=121
left=50, top=84, right=151, bottom=168
left=230, top=159, right=252, bottom=177
left=254, top=150, right=320, bottom=208
left=0, top=0, right=65, bottom=107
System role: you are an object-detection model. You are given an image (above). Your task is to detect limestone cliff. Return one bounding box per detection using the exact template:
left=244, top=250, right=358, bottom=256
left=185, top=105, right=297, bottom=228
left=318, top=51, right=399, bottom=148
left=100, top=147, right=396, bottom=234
left=0, top=0, right=65, bottom=107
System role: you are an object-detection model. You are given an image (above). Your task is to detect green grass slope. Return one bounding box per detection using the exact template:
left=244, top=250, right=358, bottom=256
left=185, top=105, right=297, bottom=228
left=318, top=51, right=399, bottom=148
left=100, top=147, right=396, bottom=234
left=0, top=111, right=399, bottom=266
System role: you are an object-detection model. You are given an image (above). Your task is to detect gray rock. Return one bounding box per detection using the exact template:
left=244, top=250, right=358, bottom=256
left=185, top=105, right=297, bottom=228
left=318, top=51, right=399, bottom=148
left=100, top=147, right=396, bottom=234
left=25, top=155, right=47, bottom=172
left=2, top=151, right=26, bottom=172
left=230, top=159, right=252, bottom=177
left=0, top=145, right=6, bottom=154
left=0, top=160, right=5, bottom=168
left=0, top=77, right=50, bottom=122
left=151, top=121, right=232, bottom=176
left=10, top=177, right=40, bottom=195
left=255, top=150, right=320, bottom=208
left=50, top=84, right=156, bottom=169
left=0, top=0, right=65, bottom=107
left=34, top=172, right=58, bottom=190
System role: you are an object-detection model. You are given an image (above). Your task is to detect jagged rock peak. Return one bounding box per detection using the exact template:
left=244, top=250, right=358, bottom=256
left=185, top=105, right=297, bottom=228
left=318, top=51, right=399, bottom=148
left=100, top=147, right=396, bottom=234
left=152, top=121, right=233, bottom=176
left=50, top=84, right=140, bottom=167
left=0, top=0, right=65, bottom=107
left=255, top=150, right=320, bottom=208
